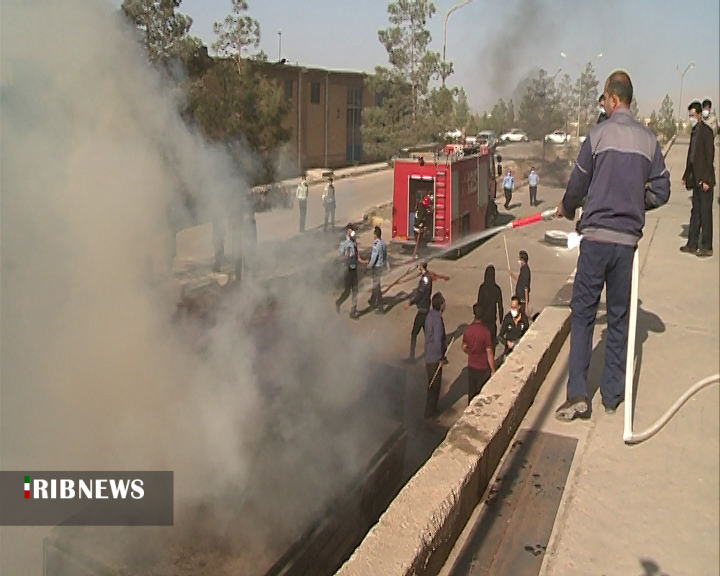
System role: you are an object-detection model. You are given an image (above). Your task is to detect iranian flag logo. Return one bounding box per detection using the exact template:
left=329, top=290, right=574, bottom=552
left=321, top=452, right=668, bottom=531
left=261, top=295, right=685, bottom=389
left=24, top=475, right=30, bottom=499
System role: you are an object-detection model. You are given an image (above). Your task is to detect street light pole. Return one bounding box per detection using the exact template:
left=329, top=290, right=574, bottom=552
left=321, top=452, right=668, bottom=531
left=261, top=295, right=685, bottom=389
left=278, top=30, right=282, bottom=60
left=677, top=62, right=695, bottom=128
left=440, top=0, right=473, bottom=87
left=561, top=51, right=603, bottom=143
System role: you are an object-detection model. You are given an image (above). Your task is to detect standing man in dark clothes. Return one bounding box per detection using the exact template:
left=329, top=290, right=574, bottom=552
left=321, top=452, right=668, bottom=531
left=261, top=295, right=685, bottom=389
left=554, top=70, right=670, bottom=422
left=462, top=302, right=495, bottom=404
left=335, top=224, right=367, bottom=318
left=423, top=292, right=447, bottom=418
left=498, top=296, right=530, bottom=357
left=597, top=94, right=608, bottom=124
left=681, top=100, right=716, bottom=258
left=404, top=261, right=433, bottom=362
left=476, top=264, right=503, bottom=351
left=510, top=250, right=531, bottom=316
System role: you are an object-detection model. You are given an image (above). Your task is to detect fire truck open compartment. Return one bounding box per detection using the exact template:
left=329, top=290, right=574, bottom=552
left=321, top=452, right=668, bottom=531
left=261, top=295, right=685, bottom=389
left=407, top=175, right=435, bottom=240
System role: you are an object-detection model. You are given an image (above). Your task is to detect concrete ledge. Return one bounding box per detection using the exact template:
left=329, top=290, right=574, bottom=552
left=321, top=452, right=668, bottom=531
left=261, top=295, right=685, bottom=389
left=334, top=305, right=572, bottom=576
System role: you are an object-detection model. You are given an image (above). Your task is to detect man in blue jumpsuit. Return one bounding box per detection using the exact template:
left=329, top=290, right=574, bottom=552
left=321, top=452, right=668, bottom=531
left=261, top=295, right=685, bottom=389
left=367, top=226, right=390, bottom=314
left=554, top=70, right=670, bottom=422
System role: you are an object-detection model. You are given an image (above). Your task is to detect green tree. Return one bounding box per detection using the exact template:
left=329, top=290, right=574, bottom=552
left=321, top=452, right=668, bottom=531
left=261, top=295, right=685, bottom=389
left=453, top=87, right=470, bottom=129
left=121, top=0, right=192, bottom=65
left=657, top=94, right=676, bottom=141
left=518, top=69, right=563, bottom=141
left=557, top=73, right=576, bottom=133
left=377, top=0, right=440, bottom=123
left=466, top=113, right=479, bottom=135
left=481, top=99, right=514, bottom=135
left=648, top=110, right=659, bottom=135
left=575, top=62, right=599, bottom=134
left=630, top=96, right=639, bottom=119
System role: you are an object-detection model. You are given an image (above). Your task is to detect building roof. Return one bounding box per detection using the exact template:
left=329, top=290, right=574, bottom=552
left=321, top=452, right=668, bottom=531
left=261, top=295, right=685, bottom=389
left=254, top=59, right=370, bottom=78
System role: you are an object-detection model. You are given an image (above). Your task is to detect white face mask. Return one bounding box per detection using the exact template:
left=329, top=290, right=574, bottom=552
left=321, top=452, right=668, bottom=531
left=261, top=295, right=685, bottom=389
left=702, top=109, right=710, bottom=119
left=690, top=117, right=699, bottom=127
left=599, top=106, right=606, bottom=115
left=518, top=260, right=523, bottom=267
left=510, top=309, right=518, bottom=318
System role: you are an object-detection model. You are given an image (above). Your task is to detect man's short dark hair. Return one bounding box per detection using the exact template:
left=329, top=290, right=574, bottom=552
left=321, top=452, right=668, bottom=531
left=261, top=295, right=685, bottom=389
left=702, top=99, right=712, bottom=109
left=689, top=101, right=702, bottom=114
left=606, top=71, right=633, bottom=105
left=419, top=261, right=428, bottom=271
left=519, top=250, right=529, bottom=263
left=432, top=292, right=445, bottom=311
left=473, top=302, right=482, bottom=320
left=511, top=296, right=520, bottom=305
left=598, top=94, right=605, bottom=103
left=374, top=225, right=382, bottom=238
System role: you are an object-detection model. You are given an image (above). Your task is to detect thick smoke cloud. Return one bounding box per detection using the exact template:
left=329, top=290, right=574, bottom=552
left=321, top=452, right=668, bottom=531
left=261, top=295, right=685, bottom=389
left=0, top=0, right=385, bottom=573
left=468, top=0, right=616, bottom=110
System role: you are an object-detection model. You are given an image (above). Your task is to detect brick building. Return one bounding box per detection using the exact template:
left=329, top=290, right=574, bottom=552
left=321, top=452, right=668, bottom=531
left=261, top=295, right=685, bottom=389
left=258, top=62, right=380, bottom=170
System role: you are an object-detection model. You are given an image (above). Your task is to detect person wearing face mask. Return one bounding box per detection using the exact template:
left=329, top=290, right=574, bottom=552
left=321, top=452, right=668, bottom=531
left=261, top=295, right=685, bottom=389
left=498, top=296, right=529, bottom=358
left=681, top=101, right=716, bottom=258
left=702, top=99, right=718, bottom=137
left=597, top=94, right=607, bottom=124
left=509, top=250, right=531, bottom=317
left=554, top=71, right=670, bottom=422
left=335, top=223, right=368, bottom=318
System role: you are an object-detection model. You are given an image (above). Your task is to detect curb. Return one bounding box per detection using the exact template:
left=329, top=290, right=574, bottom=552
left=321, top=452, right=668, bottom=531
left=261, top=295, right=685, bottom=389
left=334, top=133, right=679, bottom=576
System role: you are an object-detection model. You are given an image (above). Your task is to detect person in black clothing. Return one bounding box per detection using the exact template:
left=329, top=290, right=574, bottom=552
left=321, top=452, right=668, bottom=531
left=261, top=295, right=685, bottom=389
left=476, top=264, right=503, bottom=351
left=597, top=94, right=607, bottom=124
left=498, top=296, right=530, bottom=357
left=404, top=261, right=433, bottom=362
left=509, top=250, right=531, bottom=316
left=681, top=100, right=716, bottom=257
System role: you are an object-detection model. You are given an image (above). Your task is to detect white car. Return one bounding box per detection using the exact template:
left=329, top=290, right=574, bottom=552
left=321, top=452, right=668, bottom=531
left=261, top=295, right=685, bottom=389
left=544, top=130, right=571, bottom=144
left=499, top=129, right=529, bottom=143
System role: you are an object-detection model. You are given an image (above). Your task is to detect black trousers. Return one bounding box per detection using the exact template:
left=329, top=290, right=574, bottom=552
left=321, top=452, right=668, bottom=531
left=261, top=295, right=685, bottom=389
left=687, top=185, right=714, bottom=250
left=468, top=368, right=491, bottom=404
left=504, top=187, right=512, bottom=208
left=567, top=240, right=634, bottom=408
left=529, top=185, right=538, bottom=206
left=410, top=310, right=428, bottom=358
left=336, top=268, right=358, bottom=313
left=298, top=199, right=307, bottom=232
left=425, top=361, right=442, bottom=417
left=369, top=268, right=384, bottom=310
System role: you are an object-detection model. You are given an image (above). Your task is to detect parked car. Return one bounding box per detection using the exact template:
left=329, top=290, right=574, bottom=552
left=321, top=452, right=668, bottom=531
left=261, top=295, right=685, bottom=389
left=499, top=128, right=529, bottom=143
left=544, top=130, right=571, bottom=144
left=477, top=130, right=497, bottom=149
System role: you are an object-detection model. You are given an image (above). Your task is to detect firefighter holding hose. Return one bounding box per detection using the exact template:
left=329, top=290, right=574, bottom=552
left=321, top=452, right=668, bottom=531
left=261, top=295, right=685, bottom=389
left=553, top=70, right=670, bottom=422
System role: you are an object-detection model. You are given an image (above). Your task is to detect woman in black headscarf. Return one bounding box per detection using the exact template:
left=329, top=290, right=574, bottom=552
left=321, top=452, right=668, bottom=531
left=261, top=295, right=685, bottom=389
left=476, top=264, right=504, bottom=351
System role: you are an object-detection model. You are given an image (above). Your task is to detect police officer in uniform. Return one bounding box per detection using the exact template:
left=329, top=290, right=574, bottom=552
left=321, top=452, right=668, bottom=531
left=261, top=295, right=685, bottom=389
left=367, top=225, right=390, bottom=314
left=404, top=261, right=432, bottom=362
left=336, top=223, right=367, bottom=318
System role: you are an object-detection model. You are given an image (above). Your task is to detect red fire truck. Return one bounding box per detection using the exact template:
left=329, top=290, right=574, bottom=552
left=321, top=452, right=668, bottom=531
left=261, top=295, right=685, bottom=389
left=390, top=144, right=499, bottom=254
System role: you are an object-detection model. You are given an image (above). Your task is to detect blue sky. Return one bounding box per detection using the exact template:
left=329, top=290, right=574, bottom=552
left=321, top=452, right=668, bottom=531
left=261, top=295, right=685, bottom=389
left=114, top=0, right=719, bottom=116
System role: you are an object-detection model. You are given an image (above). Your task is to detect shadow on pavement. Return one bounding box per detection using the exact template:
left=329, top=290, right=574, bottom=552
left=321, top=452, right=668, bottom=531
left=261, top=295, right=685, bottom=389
left=639, top=557, right=671, bottom=576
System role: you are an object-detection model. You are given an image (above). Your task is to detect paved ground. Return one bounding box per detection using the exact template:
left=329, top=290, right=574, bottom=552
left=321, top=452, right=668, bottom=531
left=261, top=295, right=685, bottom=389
left=443, top=138, right=719, bottom=576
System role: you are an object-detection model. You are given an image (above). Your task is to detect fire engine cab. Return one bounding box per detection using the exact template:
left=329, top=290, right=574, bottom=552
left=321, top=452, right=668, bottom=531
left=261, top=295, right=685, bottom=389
left=390, top=143, right=499, bottom=254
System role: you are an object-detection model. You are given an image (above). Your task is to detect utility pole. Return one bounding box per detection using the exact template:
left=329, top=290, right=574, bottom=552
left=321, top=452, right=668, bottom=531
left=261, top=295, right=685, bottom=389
left=440, top=0, right=473, bottom=87
left=677, top=62, right=694, bottom=131
left=410, top=9, right=416, bottom=123
left=278, top=30, right=282, bottom=61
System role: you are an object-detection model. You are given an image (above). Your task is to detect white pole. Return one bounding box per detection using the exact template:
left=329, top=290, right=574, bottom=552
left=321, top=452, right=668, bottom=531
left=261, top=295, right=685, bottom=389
left=503, top=234, right=513, bottom=295
left=623, top=247, right=639, bottom=442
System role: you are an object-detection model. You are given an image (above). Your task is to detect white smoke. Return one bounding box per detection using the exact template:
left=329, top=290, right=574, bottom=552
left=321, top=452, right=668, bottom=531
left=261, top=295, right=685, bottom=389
left=0, top=0, right=386, bottom=573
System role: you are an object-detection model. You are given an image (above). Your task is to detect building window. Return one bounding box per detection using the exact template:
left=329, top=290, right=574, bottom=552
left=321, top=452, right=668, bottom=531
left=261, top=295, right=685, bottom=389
left=310, top=82, right=321, bottom=104
left=347, top=87, right=361, bottom=108
left=284, top=79, right=293, bottom=100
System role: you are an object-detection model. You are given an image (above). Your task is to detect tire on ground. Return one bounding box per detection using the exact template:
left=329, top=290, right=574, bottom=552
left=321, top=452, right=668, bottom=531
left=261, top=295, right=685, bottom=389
left=544, top=230, right=569, bottom=247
